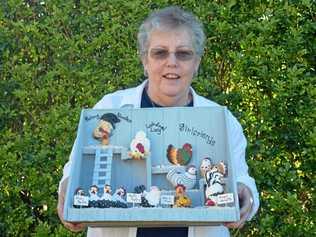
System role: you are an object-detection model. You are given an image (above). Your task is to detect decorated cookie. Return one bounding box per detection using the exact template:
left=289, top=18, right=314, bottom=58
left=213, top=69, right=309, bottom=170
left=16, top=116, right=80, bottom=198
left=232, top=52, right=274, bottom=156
left=200, top=157, right=212, bottom=178
left=166, top=165, right=197, bottom=190
left=204, top=161, right=227, bottom=206
left=128, top=131, right=150, bottom=160
left=93, top=113, right=120, bottom=145
left=143, top=186, right=161, bottom=207
left=174, top=184, right=191, bottom=208
left=166, top=143, right=192, bottom=165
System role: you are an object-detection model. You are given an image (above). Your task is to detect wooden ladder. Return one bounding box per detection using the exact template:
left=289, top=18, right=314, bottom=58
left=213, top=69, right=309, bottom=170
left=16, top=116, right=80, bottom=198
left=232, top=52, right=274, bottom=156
left=92, top=147, right=113, bottom=189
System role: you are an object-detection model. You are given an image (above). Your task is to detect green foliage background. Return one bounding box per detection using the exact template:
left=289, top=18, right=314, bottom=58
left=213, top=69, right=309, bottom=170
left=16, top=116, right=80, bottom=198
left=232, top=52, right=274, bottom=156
left=0, top=0, right=315, bottom=236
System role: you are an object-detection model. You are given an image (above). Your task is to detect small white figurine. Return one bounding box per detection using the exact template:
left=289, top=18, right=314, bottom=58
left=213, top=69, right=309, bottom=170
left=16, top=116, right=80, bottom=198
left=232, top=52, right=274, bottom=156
left=143, top=186, right=161, bottom=207
left=101, top=184, right=112, bottom=201
left=204, top=161, right=227, bottom=206
left=200, top=157, right=212, bottom=178
left=128, top=131, right=150, bottom=160
left=89, top=185, right=100, bottom=201
left=166, top=165, right=197, bottom=190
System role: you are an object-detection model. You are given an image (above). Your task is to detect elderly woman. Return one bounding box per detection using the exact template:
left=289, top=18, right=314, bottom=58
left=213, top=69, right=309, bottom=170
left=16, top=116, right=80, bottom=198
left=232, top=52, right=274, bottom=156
left=57, top=6, right=259, bottom=237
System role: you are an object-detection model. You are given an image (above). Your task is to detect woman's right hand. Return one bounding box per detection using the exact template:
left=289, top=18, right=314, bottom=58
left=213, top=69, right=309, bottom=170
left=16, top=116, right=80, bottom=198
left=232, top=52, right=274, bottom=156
left=57, top=178, right=86, bottom=232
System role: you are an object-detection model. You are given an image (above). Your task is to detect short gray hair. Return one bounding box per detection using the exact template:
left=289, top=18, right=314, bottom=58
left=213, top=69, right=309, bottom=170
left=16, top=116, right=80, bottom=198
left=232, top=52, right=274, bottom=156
left=137, top=6, right=205, bottom=58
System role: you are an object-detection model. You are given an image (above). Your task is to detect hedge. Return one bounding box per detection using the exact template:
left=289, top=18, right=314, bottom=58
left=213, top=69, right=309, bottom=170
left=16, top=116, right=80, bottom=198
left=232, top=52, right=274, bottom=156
left=0, top=0, right=315, bottom=236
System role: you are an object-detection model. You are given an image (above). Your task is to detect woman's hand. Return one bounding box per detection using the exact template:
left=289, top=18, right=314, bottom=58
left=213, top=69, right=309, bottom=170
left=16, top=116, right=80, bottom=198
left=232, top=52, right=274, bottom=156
left=57, top=179, right=86, bottom=232
left=225, top=182, right=253, bottom=229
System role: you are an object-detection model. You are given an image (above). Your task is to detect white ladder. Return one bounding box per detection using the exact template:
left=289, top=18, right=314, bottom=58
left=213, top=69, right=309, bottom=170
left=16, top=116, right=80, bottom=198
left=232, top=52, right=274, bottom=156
left=92, top=147, right=113, bottom=189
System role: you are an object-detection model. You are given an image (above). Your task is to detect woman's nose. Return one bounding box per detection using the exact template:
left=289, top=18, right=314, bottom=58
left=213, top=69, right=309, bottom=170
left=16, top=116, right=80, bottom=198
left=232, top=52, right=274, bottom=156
left=166, top=52, right=178, bottom=67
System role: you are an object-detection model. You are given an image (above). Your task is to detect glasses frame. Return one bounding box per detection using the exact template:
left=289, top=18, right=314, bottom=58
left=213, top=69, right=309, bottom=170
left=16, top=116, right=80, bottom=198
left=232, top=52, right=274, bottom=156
left=148, top=48, right=196, bottom=62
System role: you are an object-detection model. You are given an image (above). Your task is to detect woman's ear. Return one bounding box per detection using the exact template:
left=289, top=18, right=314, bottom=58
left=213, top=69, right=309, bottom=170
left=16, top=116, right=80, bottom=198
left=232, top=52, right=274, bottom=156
left=141, top=56, right=148, bottom=70
left=194, top=57, right=201, bottom=73
left=141, top=56, right=148, bottom=77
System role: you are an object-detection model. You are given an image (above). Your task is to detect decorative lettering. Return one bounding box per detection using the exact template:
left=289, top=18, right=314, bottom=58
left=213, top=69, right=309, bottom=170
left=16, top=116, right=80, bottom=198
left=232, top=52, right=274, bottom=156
left=117, top=112, right=132, bottom=123
left=146, top=122, right=167, bottom=135
left=179, top=123, right=216, bottom=146
left=84, top=114, right=101, bottom=121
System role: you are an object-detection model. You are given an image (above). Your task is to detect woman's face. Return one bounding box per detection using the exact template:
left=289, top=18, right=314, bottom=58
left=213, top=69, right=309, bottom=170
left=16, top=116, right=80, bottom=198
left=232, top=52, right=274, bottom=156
left=142, top=28, right=200, bottom=103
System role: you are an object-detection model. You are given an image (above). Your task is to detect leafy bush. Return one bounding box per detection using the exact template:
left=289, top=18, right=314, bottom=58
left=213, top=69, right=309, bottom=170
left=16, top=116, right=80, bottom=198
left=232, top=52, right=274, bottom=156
left=1, top=0, right=315, bottom=236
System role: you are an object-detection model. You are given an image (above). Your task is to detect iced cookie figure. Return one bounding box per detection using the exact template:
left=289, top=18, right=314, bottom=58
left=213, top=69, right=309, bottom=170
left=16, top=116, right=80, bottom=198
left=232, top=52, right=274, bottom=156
left=88, top=185, right=100, bottom=208
left=167, top=143, right=192, bottom=165
left=93, top=113, right=120, bottom=145
left=101, top=184, right=112, bottom=201
left=143, top=186, right=161, bottom=207
left=174, top=184, right=191, bottom=207
left=200, top=157, right=212, bottom=178
left=128, top=131, right=150, bottom=160
left=73, top=187, right=89, bottom=208
left=112, top=186, right=127, bottom=204
left=134, top=185, right=152, bottom=207
left=75, top=187, right=85, bottom=196
left=204, top=161, right=227, bottom=206
left=89, top=185, right=100, bottom=201
left=167, top=165, right=197, bottom=190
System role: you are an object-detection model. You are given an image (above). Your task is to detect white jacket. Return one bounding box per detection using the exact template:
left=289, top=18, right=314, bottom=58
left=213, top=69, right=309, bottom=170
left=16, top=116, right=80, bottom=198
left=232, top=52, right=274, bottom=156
left=60, top=80, right=259, bottom=237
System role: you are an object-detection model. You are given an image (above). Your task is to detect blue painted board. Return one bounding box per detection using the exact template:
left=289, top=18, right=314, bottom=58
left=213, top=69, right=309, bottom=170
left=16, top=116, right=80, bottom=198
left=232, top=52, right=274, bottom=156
left=64, top=106, right=240, bottom=225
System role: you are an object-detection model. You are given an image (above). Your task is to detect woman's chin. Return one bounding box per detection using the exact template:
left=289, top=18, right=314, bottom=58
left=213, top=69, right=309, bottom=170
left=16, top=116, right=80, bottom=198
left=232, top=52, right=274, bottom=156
left=160, top=87, right=182, bottom=98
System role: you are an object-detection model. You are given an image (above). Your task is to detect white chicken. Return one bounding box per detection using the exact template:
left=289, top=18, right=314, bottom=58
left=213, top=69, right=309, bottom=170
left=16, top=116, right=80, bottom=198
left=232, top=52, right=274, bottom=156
left=143, top=186, right=161, bottom=207
left=129, top=131, right=150, bottom=160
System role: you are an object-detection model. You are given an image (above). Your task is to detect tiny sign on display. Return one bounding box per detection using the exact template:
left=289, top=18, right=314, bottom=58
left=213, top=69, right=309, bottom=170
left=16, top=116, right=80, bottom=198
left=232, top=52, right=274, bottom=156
left=160, top=195, right=175, bottom=205
left=217, top=193, right=234, bottom=205
left=127, top=193, right=142, bottom=204
left=74, top=195, right=89, bottom=207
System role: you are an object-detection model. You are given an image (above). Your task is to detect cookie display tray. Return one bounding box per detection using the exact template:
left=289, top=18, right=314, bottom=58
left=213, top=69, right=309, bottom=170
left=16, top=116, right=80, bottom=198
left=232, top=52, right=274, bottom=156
left=64, top=107, right=240, bottom=226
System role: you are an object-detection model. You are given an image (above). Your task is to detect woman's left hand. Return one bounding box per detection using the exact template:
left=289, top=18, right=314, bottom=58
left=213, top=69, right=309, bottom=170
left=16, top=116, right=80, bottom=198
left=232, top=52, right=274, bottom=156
left=225, top=182, right=253, bottom=229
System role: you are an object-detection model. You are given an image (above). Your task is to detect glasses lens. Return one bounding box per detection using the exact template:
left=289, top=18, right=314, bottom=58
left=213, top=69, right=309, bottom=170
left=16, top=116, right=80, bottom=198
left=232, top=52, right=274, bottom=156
left=150, top=49, right=169, bottom=60
left=149, top=49, right=195, bottom=61
left=175, top=50, right=194, bottom=61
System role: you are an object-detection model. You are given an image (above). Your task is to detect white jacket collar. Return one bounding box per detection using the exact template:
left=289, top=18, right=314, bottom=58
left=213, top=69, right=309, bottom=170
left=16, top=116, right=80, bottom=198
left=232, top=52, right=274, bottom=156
left=120, top=79, right=213, bottom=108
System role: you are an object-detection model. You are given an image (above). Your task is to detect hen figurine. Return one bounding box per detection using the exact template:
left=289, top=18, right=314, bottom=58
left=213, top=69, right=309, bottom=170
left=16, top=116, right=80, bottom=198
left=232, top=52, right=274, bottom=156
left=143, top=186, right=161, bottom=207
left=174, top=184, right=192, bottom=208
left=204, top=161, right=227, bottom=206
left=128, top=131, right=150, bottom=160
left=167, top=143, right=192, bottom=165
left=166, top=165, right=197, bottom=190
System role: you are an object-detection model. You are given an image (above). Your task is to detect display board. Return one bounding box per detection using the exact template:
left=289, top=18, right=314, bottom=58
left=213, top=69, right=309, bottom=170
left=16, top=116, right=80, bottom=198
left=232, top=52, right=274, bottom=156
left=64, top=107, right=240, bottom=226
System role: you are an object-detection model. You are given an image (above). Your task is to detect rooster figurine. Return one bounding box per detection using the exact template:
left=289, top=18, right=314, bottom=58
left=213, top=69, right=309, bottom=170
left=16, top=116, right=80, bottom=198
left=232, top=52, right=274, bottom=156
left=166, top=165, right=197, bottom=190
left=167, top=143, right=192, bottom=165
left=128, top=131, right=150, bottom=160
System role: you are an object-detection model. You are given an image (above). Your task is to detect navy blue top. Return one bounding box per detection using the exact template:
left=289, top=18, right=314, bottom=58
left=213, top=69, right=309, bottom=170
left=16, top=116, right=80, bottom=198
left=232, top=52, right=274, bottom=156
left=141, top=88, right=193, bottom=108
left=137, top=88, right=191, bottom=237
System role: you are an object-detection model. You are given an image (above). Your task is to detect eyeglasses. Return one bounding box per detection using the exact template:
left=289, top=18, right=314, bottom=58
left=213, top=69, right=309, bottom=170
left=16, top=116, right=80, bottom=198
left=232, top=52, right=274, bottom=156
left=149, top=48, right=195, bottom=61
